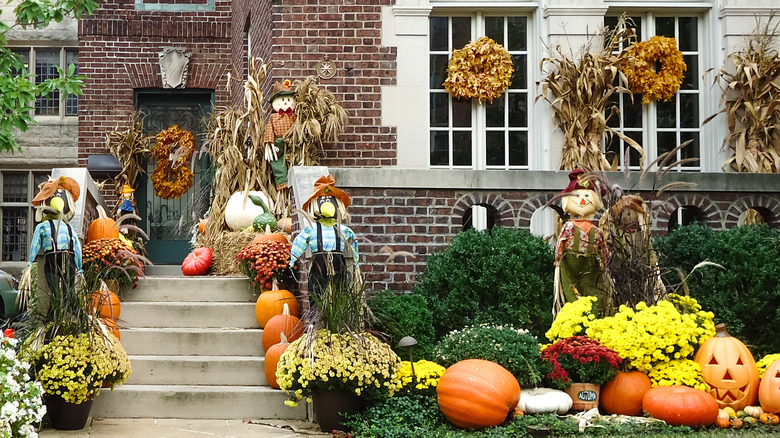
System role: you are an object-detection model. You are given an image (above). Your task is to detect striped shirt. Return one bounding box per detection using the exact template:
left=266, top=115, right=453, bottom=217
left=290, top=224, right=359, bottom=268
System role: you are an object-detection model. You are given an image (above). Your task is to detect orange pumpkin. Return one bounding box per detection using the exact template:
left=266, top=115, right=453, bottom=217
left=600, top=370, right=652, bottom=416
left=760, top=411, right=780, bottom=424
left=91, top=288, right=121, bottom=320
left=759, top=359, right=780, bottom=413
left=198, top=218, right=208, bottom=235
left=262, top=303, right=302, bottom=351
left=101, top=317, right=121, bottom=340
left=87, top=206, right=119, bottom=242
left=642, top=385, right=719, bottom=427
left=251, top=232, right=289, bottom=245
left=436, top=359, right=521, bottom=430
left=264, top=332, right=290, bottom=389
left=694, top=323, right=759, bottom=411
left=255, top=289, right=298, bottom=328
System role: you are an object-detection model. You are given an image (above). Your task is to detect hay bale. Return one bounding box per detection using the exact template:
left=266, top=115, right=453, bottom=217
left=198, top=229, right=256, bottom=275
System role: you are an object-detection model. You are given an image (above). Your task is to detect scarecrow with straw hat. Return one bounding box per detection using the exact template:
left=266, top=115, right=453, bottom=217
left=264, top=79, right=296, bottom=190
left=118, top=184, right=136, bottom=216
left=290, top=174, right=359, bottom=305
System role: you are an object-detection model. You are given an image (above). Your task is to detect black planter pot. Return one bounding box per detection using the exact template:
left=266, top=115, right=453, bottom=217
left=43, top=393, right=93, bottom=430
left=312, top=388, right=364, bottom=433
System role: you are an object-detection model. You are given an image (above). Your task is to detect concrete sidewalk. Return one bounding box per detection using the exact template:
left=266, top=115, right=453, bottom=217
left=38, top=419, right=331, bottom=438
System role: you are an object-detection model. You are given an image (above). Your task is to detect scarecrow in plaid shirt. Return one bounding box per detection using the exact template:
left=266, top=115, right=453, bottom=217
left=290, top=175, right=359, bottom=305
left=264, top=80, right=296, bottom=190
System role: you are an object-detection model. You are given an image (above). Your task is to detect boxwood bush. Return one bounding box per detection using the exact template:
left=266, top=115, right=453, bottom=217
left=368, top=289, right=437, bottom=360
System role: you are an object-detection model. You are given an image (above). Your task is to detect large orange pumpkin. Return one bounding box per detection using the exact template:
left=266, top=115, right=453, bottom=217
left=759, top=359, right=780, bottom=413
left=262, top=304, right=302, bottom=351
left=87, top=206, right=119, bottom=242
left=255, top=289, right=298, bottom=328
left=90, top=288, right=121, bottom=320
left=264, top=332, right=290, bottom=389
left=642, top=385, right=719, bottom=427
left=436, top=359, right=521, bottom=430
left=694, top=323, right=759, bottom=410
left=600, top=370, right=652, bottom=416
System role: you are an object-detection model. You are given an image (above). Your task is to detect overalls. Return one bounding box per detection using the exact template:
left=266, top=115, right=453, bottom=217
left=308, top=223, right=354, bottom=305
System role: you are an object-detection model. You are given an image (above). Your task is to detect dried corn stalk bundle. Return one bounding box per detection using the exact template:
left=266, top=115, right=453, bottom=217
left=285, top=76, right=349, bottom=166
left=538, top=17, right=643, bottom=171
left=704, top=15, right=780, bottom=173
left=105, top=111, right=152, bottom=188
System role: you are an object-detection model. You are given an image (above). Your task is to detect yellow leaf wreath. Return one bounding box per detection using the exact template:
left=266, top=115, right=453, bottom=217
left=620, top=36, right=687, bottom=103
left=151, top=125, right=195, bottom=199
left=443, top=36, right=514, bottom=103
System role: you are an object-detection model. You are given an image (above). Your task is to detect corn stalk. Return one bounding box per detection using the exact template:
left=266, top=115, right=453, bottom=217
left=105, top=111, right=152, bottom=189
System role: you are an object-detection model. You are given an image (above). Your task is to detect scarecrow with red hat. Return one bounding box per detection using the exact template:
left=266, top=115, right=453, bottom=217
left=264, top=79, right=296, bottom=190
left=290, top=175, right=359, bottom=304
left=553, top=169, right=610, bottom=313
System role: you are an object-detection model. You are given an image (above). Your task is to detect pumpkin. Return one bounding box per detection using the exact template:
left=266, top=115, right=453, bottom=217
left=715, top=416, right=730, bottom=428
left=87, top=205, right=119, bottom=242
left=276, top=217, right=292, bottom=234
left=101, top=317, right=121, bottom=340
left=694, top=323, right=760, bottom=411
left=90, top=288, right=120, bottom=320
left=255, top=289, right=298, bottom=328
left=251, top=232, right=289, bottom=245
left=600, top=370, right=652, bottom=416
left=225, top=191, right=270, bottom=231
left=198, top=218, right=208, bottom=235
left=642, top=385, right=719, bottom=427
left=744, top=405, right=764, bottom=418
left=262, top=303, right=302, bottom=351
left=759, top=359, right=780, bottom=413
left=182, top=247, right=213, bottom=276
left=436, top=359, right=521, bottom=430
left=516, top=387, right=572, bottom=414
left=731, top=418, right=743, bottom=429
left=760, top=412, right=780, bottom=424
left=264, top=332, right=289, bottom=389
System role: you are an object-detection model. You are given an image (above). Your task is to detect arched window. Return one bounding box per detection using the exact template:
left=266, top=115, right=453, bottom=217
left=667, top=206, right=706, bottom=232
left=462, top=203, right=499, bottom=231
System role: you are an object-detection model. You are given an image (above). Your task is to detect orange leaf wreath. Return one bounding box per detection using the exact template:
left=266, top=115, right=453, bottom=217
left=620, top=36, right=687, bottom=103
left=443, top=36, right=514, bottom=103
left=151, top=125, right=195, bottom=199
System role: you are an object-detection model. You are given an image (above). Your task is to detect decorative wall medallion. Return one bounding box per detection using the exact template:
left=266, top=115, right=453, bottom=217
left=159, top=48, right=192, bottom=88
left=316, top=56, right=336, bottom=80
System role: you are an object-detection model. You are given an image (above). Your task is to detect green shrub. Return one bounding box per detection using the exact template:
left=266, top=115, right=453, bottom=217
left=344, top=394, right=444, bottom=438
left=655, top=224, right=780, bottom=356
left=414, top=227, right=554, bottom=340
left=368, top=290, right=436, bottom=360
left=433, top=323, right=550, bottom=387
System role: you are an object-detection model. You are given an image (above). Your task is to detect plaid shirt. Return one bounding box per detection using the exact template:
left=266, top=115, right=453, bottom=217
left=263, top=111, right=296, bottom=144
left=290, top=224, right=359, bottom=268
left=27, top=220, right=83, bottom=269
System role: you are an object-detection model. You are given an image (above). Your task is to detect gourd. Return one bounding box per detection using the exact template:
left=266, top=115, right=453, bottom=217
left=600, top=370, right=652, bottom=416
left=744, top=405, right=764, bottom=418
left=759, top=359, right=780, bottom=413
left=225, top=191, right=269, bottom=231
left=255, top=289, right=298, bottom=328
left=516, top=387, right=572, bottom=414
left=250, top=195, right=278, bottom=232
left=251, top=232, right=289, bottom=245
left=276, top=217, right=292, bottom=234
left=436, top=359, right=521, bottom=430
left=90, top=287, right=121, bottom=320
left=182, top=247, right=213, bottom=276
left=198, top=218, right=208, bottom=235
left=264, top=332, right=289, bottom=389
left=262, top=303, right=302, bottom=351
left=642, top=385, right=719, bottom=427
left=87, top=206, right=119, bottom=242
left=694, top=323, right=760, bottom=411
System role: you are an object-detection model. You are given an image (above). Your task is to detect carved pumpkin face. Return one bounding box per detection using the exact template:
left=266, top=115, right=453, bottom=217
left=759, top=359, right=780, bottom=413
left=694, top=324, right=759, bottom=411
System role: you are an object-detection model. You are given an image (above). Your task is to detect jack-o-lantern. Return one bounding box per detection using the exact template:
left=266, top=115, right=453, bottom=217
left=694, top=323, right=759, bottom=411
left=759, top=359, right=780, bottom=413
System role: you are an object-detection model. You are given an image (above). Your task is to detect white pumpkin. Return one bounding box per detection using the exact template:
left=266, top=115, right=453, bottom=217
left=224, top=191, right=269, bottom=231
left=516, top=387, right=573, bottom=414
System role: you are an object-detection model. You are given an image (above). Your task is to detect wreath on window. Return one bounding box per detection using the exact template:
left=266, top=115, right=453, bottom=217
left=620, top=36, right=687, bottom=103
left=443, top=36, right=514, bottom=103
left=151, top=125, right=195, bottom=199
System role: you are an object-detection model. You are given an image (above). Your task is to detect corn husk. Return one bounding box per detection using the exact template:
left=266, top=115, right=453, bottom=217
left=105, top=111, right=153, bottom=188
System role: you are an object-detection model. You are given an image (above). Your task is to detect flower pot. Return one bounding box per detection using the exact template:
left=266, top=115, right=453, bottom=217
left=43, top=393, right=93, bottom=430
left=564, top=383, right=600, bottom=410
left=312, top=388, right=364, bottom=432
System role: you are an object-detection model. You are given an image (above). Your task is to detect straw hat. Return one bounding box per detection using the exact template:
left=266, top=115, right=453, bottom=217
left=302, top=174, right=350, bottom=211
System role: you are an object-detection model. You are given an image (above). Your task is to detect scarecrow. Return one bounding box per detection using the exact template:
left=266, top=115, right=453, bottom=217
left=118, top=184, right=136, bottom=216
left=26, top=176, right=83, bottom=321
left=290, top=175, right=359, bottom=305
left=553, top=169, right=610, bottom=314
left=264, top=79, right=296, bottom=190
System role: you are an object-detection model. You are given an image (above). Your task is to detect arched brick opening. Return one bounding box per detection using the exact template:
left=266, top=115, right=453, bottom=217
left=657, top=194, right=721, bottom=231
left=452, top=193, right=514, bottom=230
left=725, top=195, right=780, bottom=229
left=518, top=193, right=556, bottom=229
left=125, top=61, right=226, bottom=90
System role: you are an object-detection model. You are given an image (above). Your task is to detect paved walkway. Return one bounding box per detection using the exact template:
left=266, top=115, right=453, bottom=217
left=39, top=419, right=331, bottom=438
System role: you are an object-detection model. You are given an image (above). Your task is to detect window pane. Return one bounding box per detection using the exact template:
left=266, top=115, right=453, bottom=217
left=452, top=17, right=471, bottom=48
left=35, top=49, right=60, bottom=115
left=509, top=131, right=528, bottom=166
left=678, top=17, right=698, bottom=51
left=452, top=131, right=472, bottom=166
left=430, top=131, right=450, bottom=165
left=657, top=131, right=677, bottom=157
left=508, top=17, right=527, bottom=51
left=655, top=17, right=675, bottom=38
left=510, top=54, right=526, bottom=89
left=657, top=96, right=677, bottom=129
left=11, top=49, right=29, bottom=76
left=2, top=208, right=28, bottom=261
left=627, top=131, right=643, bottom=167
left=430, top=54, right=448, bottom=89
left=3, top=172, right=28, bottom=202
left=486, top=96, right=505, bottom=127
left=486, top=131, right=505, bottom=166
left=680, top=132, right=700, bottom=167
left=485, top=17, right=504, bottom=45
left=430, top=17, right=449, bottom=51
left=430, top=93, right=449, bottom=127
left=452, top=99, right=471, bottom=127
left=509, top=93, right=527, bottom=127
left=681, top=54, right=698, bottom=91
left=66, top=50, right=78, bottom=116
left=606, top=133, right=621, bottom=165
left=680, top=94, right=699, bottom=128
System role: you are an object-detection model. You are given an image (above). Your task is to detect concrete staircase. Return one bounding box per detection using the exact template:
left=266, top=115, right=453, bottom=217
left=91, top=266, right=307, bottom=420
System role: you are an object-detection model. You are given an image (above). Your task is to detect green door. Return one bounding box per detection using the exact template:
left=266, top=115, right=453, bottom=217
left=136, top=90, right=213, bottom=264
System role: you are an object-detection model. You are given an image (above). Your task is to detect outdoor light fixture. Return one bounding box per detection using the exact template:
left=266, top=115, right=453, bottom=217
left=398, top=336, right=418, bottom=381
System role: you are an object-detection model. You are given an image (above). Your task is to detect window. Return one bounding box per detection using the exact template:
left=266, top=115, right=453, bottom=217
left=429, top=14, right=529, bottom=169
left=606, top=15, right=701, bottom=171
left=11, top=47, right=79, bottom=117
left=1, top=171, right=50, bottom=261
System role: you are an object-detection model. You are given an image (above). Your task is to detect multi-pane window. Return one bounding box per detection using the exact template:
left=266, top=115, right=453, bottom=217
left=606, top=15, right=701, bottom=171
left=1, top=172, right=50, bottom=261
left=11, top=47, right=79, bottom=117
left=429, top=15, right=529, bottom=169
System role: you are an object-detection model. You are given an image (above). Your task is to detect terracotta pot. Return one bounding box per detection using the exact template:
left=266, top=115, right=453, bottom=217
left=43, top=393, right=93, bottom=430
left=312, top=388, right=364, bottom=432
left=564, top=383, right=600, bottom=410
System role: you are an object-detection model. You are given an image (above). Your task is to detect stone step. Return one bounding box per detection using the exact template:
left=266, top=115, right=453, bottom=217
left=119, top=327, right=264, bottom=357
left=144, top=264, right=184, bottom=276
left=120, top=302, right=259, bottom=328
left=125, top=355, right=267, bottom=386
left=91, top=385, right=305, bottom=420
left=123, top=276, right=258, bottom=303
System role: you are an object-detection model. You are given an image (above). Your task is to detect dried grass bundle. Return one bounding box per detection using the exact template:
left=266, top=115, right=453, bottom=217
left=538, top=16, right=643, bottom=171
left=197, top=228, right=256, bottom=275
left=704, top=14, right=780, bottom=173
left=105, top=111, right=152, bottom=188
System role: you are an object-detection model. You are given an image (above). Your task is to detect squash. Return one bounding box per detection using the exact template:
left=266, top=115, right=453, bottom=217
left=715, top=416, right=730, bottom=428
left=600, top=370, right=652, bottom=416
left=694, top=323, right=760, bottom=411
left=225, top=191, right=270, bottom=231
left=87, top=205, right=119, bottom=242
left=182, top=247, right=213, bottom=276
left=255, top=289, right=298, bottom=328
left=516, top=387, right=572, bottom=414
left=437, top=359, right=521, bottom=430
left=198, top=218, right=208, bottom=235
left=276, top=217, right=293, bottom=234
left=249, top=195, right=278, bottom=232
left=90, top=287, right=120, bottom=320
left=759, top=359, right=780, bottom=413
left=642, top=385, right=719, bottom=427
left=262, top=303, right=302, bottom=351
left=744, top=405, right=764, bottom=418
left=264, top=332, right=289, bottom=389
left=251, top=232, right=289, bottom=245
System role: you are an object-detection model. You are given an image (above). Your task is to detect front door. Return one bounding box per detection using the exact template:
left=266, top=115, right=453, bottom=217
left=136, top=90, right=213, bottom=264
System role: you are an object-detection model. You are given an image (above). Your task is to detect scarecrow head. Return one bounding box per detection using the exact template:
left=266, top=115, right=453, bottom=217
left=269, top=79, right=295, bottom=114
left=560, top=169, right=604, bottom=219
left=120, top=184, right=135, bottom=200
left=32, top=176, right=81, bottom=223
left=302, top=175, right=350, bottom=225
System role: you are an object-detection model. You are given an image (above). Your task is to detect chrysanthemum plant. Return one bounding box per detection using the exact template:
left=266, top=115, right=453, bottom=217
left=1, top=334, right=46, bottom=437
left=541, top=336, right=622, bottom=389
